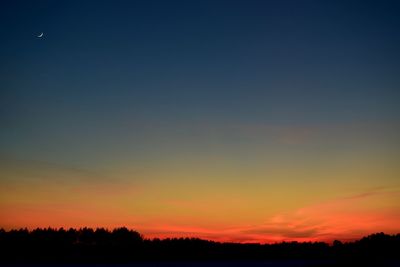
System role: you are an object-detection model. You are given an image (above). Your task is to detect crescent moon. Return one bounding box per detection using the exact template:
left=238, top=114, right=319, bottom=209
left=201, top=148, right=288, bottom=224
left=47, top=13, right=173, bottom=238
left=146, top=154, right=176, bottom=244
left=38, top=32, right=43, bottom=38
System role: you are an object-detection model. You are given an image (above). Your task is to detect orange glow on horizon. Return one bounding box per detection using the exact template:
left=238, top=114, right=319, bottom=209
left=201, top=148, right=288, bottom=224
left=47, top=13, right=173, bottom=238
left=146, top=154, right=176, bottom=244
left=1, top=188, right=399, bottom=244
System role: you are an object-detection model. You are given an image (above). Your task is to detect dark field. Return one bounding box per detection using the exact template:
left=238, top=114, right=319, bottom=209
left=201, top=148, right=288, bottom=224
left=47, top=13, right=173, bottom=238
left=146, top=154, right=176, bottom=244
left=0, top=260, right=400, bottom=267
left=1, top=229, right=400, bottom=266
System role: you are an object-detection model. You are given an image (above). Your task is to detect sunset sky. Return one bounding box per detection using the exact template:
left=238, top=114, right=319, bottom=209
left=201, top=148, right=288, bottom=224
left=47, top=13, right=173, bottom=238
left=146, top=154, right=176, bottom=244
left=1, top=0, right=400, bottom=243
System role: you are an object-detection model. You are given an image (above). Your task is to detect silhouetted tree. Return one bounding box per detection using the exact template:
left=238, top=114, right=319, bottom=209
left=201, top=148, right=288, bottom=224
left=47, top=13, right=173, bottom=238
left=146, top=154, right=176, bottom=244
left=0, top=228, right=399, bottom=263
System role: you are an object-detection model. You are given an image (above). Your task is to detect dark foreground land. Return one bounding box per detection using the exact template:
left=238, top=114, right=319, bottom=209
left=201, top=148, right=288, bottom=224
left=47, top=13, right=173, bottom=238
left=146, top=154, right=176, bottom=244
left=2, top=262, right=400, bottom=267
left=1, top=228, right=400, bottom=266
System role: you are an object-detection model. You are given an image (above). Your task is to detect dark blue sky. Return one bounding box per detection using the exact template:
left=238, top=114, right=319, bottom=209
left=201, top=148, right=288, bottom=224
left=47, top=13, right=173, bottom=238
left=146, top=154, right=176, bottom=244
left=1, top=0, right=400, bottom=166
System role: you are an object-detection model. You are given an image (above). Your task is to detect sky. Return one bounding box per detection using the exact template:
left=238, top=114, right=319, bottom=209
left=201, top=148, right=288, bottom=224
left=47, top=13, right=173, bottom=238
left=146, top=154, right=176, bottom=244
left=1, top=0, right=400, bottom=243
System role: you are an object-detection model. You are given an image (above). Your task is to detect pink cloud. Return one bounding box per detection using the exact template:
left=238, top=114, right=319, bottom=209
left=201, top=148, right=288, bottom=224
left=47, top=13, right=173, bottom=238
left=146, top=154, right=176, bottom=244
left=139, top=189, right=400, bottom=243
left=235, top=189, right=400, bottom=243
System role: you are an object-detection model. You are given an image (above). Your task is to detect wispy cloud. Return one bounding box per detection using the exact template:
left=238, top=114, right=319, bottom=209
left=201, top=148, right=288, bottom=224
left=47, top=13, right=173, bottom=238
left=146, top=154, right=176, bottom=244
left=236, top=188, right=400, bottom=242
left=0, top=156, right=141, bottom=195
left=141, top=188, right=400, bottom=243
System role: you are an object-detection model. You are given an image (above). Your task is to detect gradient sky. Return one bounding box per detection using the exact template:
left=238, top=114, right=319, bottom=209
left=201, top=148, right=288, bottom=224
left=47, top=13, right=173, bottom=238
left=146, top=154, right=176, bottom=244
left=1, top=0, right=400, bottom=243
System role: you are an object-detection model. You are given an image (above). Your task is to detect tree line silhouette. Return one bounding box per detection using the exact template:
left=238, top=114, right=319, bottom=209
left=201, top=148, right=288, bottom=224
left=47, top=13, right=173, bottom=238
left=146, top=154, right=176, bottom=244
left=0, top=228, right=399, bottom=263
